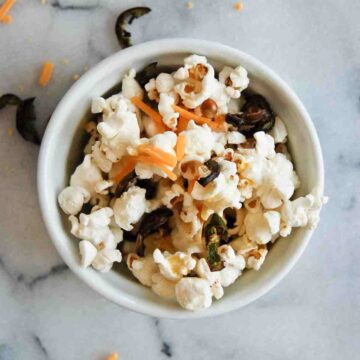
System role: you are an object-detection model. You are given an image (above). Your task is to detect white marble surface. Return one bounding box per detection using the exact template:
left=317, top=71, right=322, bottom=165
left=0, top=0, right=359, bottom=359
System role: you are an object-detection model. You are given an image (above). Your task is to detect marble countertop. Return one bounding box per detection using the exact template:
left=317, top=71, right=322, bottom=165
left=0, top=0, right=359, bottom=359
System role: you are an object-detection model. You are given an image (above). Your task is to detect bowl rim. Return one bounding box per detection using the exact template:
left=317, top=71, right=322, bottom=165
left=38, top=38, right=324, bottom=319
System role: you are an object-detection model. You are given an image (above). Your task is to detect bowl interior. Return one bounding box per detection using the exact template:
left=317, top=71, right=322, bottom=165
left=39, top=40, right=323, bottom=318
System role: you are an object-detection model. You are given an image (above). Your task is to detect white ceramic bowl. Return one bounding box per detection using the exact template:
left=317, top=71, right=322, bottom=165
left=38, top=38, right=324, bottom=319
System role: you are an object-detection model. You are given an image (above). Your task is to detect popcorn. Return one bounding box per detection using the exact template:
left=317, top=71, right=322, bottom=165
left=244, top=198, right=262, bottom=213
left=97, top=100, right=140, bottom=162
left=92, top=248, right=122, bottom=272
left=216, top=245, right=246, bottom=286
left=113, top=186, right=148, bottom=231
left=153, top=249, right=196, bottom=281
left=228, top=98, right=242, bottom=114
left=246, top=246, right=268, bottom=270
left=145, top=73, right=176, bottom=102
left=161, top=183, right=184, bottom=208
left=196, top=258, right=224, bottom=299
left=91, top=94, right=137, bottom=117
left=241, top=147, right=300, bottom=209
left=92, top=141, right=112, bottom=173
left=91, top=97, right=107, bottom=114
left=257, top=153, right=300, bottom=209
left=179, top=155, right=204, bottom=180
left=155, top=73, right=175, bottom=93
left=180, top=193, right=200, bottom=225
left=84, top=133, right=98, bottom=155
left=237, top=150, right=266, bottom=185
left=180, top=121, right=216, bottom=162
left=90, top=193, right=110, bottom=208
left=219, top=65, right=249, bottom=98
left=228, top=207, right=246, bottom=236
left=209, top=81, right=232, bottom=115
left=69, top=207, right=118, bottom=249
left=237, top=178, right=254, bottom=201
left=151, top=272, right=176, bottom=299
left=127, top=253, right=158, bottom=287
left=158, top=93, right=179, bottom=130
left=58, top=186, right=90, bottom=215
left=142, top=114, right=159, bottom=137
left=144, top=234, right=176, bottom=255
left=175, top=277, right=212, bottom=311
left=79, top=240, right=97, bottom=267
left=95, top=180, right=114, bottom=195
left=171, top=217, right=204, bottom=253
left=196, top=246, right=246, bottom=293
left=70, top=155, right=103, bottom=197
left=280, top=187, right=328, bottom=236
left=264, top=210, right=281, bottom=235
left=254, top=131, right=275, bottom=159
left=144, top=79, right=159, bottom=101
left=244, top=209, right=280, bottom=244
left=69, top=207, right=123, bottom=273
left=230, top=234, right=258, bottom=255
left=79, top=240, right=122, bottom=272
left=270, top=117, right=287, bottom=143
left=175, top=55, right=217, bottom=109
left=226, top=131, right=246, bottom=145
left=121, top=68, right=144, bottom=99
left=193, top=159, right=242, bottom=217
left=191, top=171, right=226, bottom=201
left=111, top=227, right=124, bottom=244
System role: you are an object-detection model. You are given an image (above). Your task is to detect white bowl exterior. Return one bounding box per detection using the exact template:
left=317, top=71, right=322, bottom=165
left=38, top=39, right=324, bottom=319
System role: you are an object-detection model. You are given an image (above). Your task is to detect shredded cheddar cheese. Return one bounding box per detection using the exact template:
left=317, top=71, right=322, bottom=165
left=234, top=2, right=243, bottom=11
left=111, top=157, right=137, bottom=183
left=39, top=62, right=54, bottom=87
left=138, top=144, right=177, bottom=167
left=176, top=134, right=186, bottom=161
left=107, top=353, right=118, bottom=360
left=173, top=105, right=218, bottom=130
left=0, top=0, right=16, bottom=22
left=188, top=178, right=196, bottom=193
left=135, top=155, right=177, bottom=181
left=176, top=116, right=189, bottom=133
left=0, top=14, right=11, bottom=23
left=131, top=96, right=167, bottom=133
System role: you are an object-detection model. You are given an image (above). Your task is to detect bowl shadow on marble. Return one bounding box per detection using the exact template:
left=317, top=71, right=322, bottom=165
left=38, top=39, right=324, bottom=319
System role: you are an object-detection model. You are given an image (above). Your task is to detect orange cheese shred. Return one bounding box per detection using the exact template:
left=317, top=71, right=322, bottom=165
left=0, top=0, right=16, bottom=21
left=214, top=115, right=226, bottom=131
left=131, top=96, right=167, bottom=133
left=111, top=157, right=137, bottom=183
left=106, top=353, right=118, bottom=360
left=136, top=155, right=177, bottom=181
left=39, top=62, right=54, bottom=87
left=175, top=134, right=186, bottom=161
left=176, top=116, right=189, bottom=133
left=187, top=178, right=196, bottom=193
left=138, top=144, right=177, bottom=167
left=0, top=14, right=12, bottom=23
left=173, top=105, right=218, bottom=129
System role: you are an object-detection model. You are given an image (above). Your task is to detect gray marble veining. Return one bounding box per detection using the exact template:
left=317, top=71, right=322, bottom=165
left=0, top=0, right=359, bottom=359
